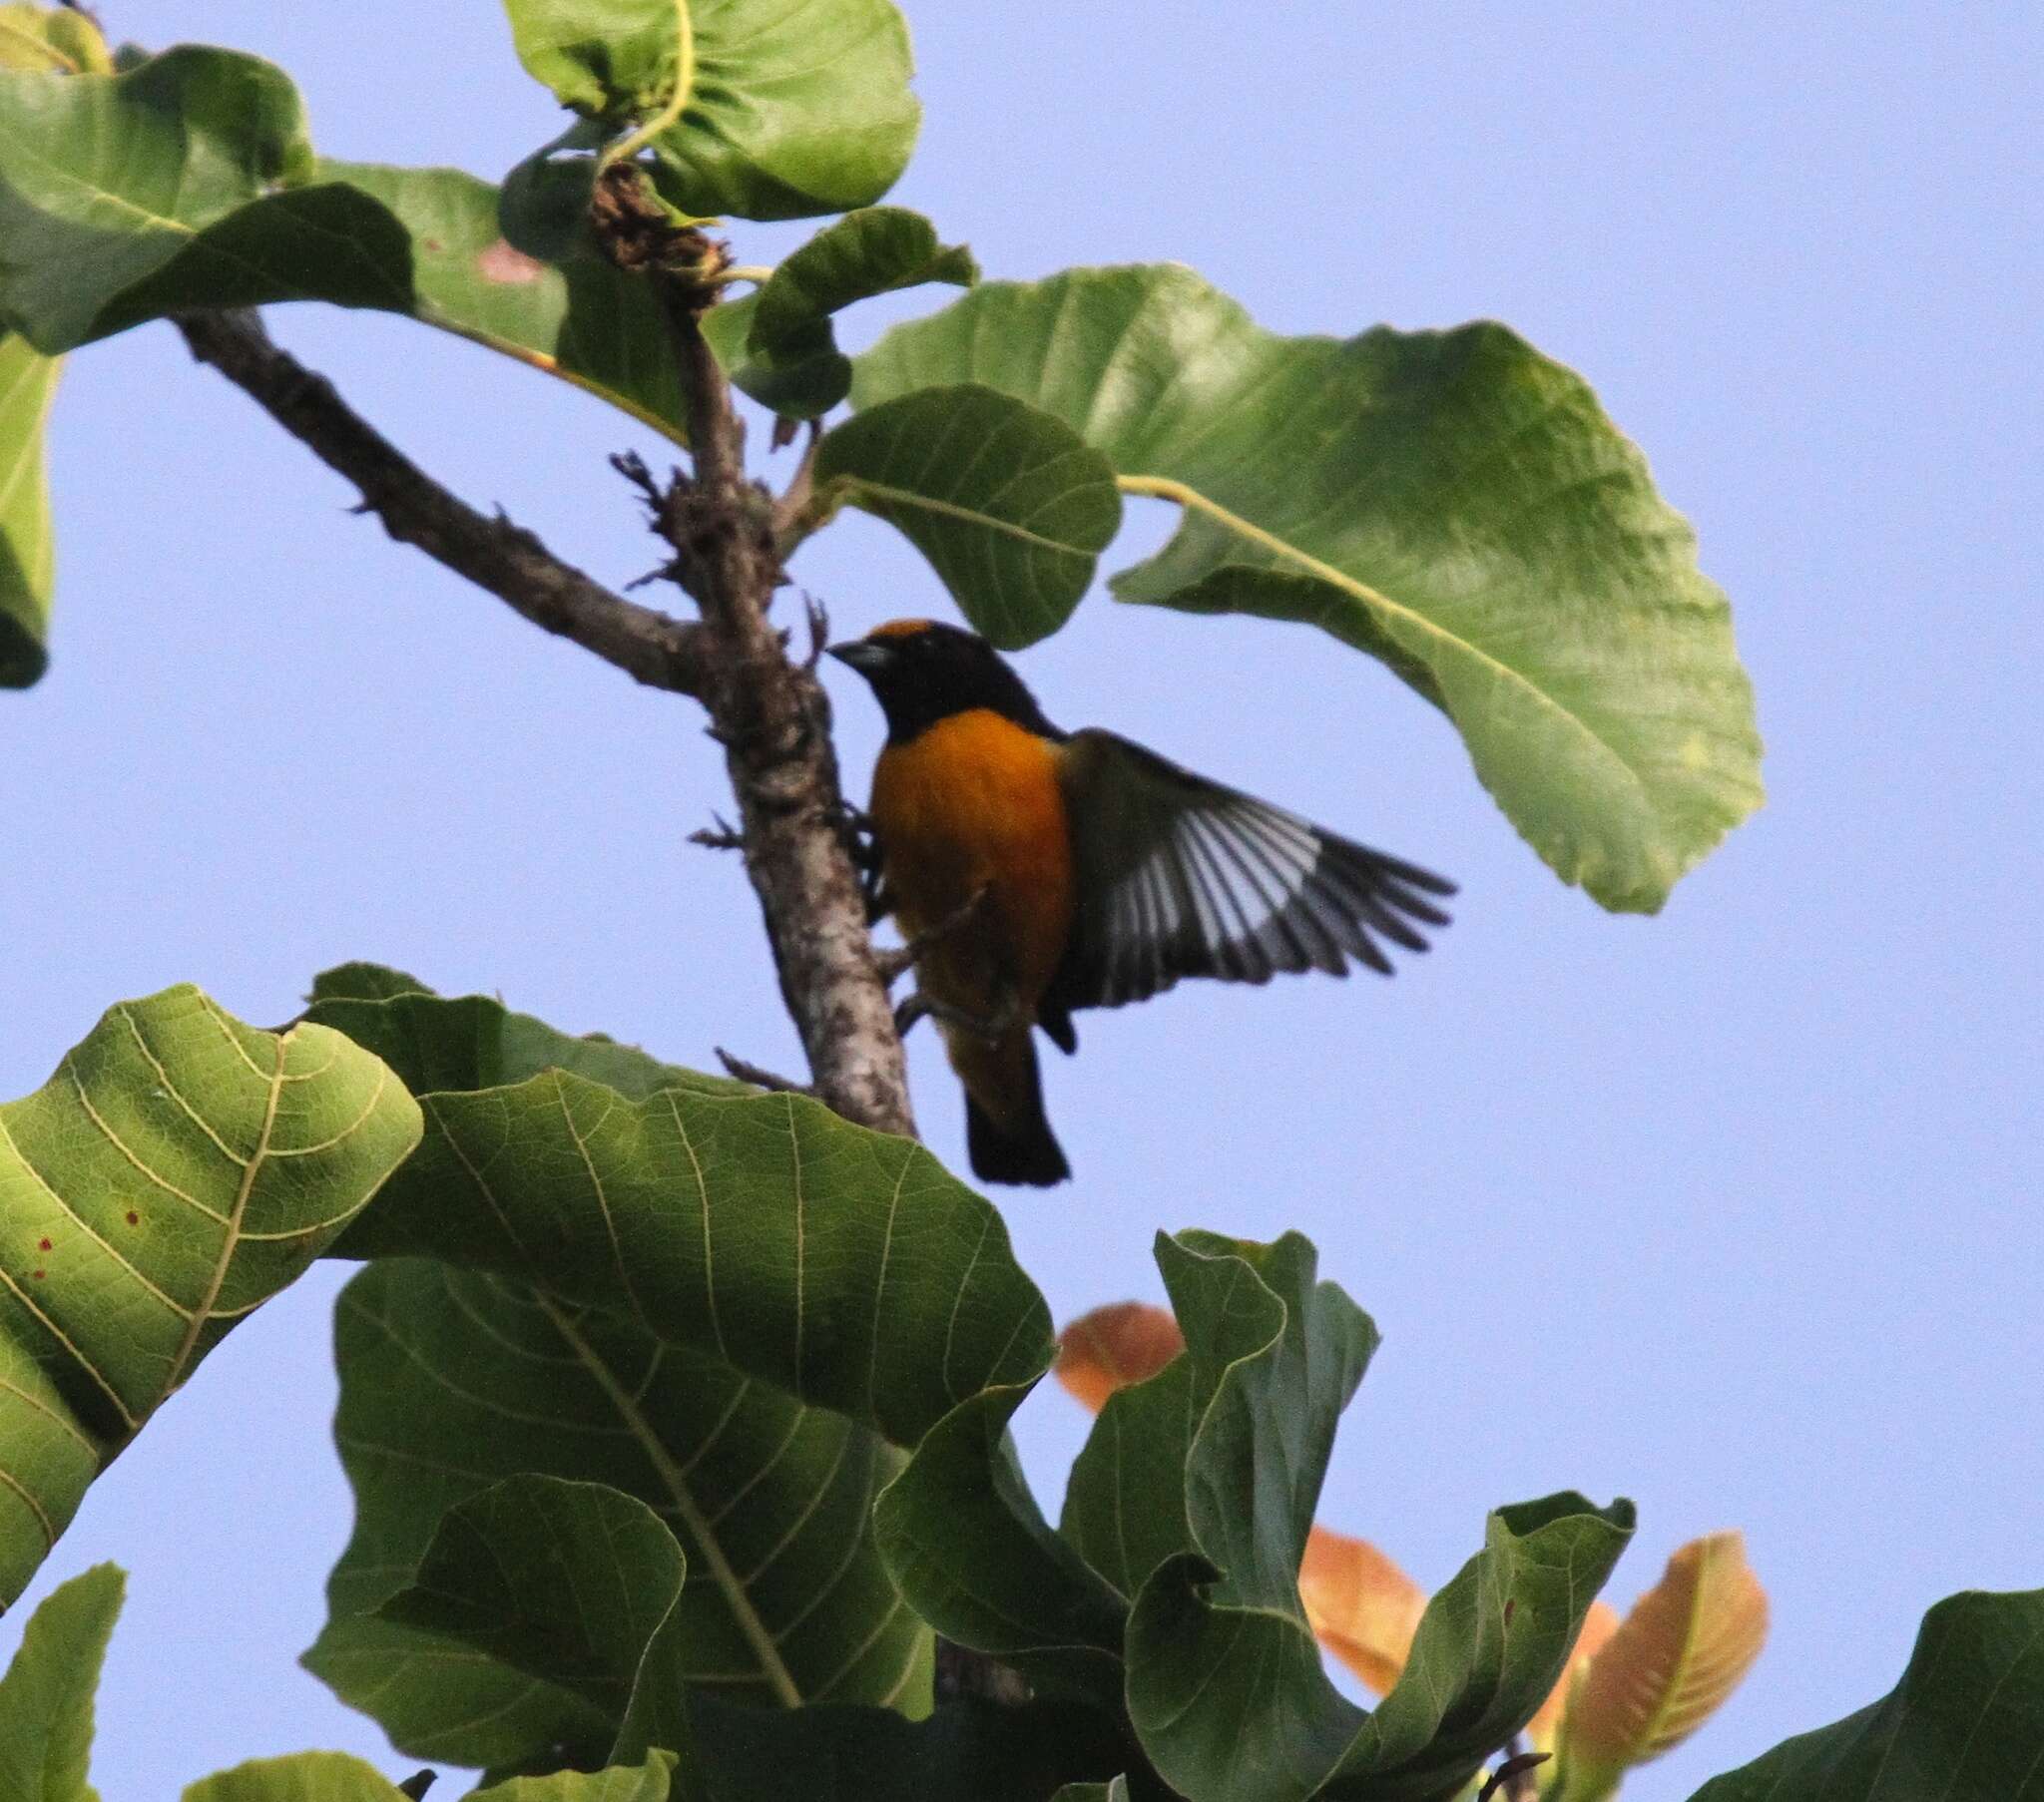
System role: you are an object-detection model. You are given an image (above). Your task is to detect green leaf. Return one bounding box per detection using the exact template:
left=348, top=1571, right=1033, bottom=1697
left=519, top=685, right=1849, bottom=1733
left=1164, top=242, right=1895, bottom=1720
left=0, top=5, right=113, bottom=76
left=851, top=265, right=1765, bottom=912
left=1318, top=1495, right=1635, bottom=1800
left=181, top=1755, right=409, bottom=1802
left=0, top=52, right=684, bottom=437
left=872, top=1381, right=1126, bottom=1706
left=307, top=1261, right=925, bottom=1769
left=302, top=968, right=750, bottom=1105
left=322, top=1074, right=1052, bottom=1451
left=472, top=1756, right=676, bottom=1802
left=0, top=333, right=58, bottom=687
left=706, top=210, right=974, bottom=417
left=1119, top=1232, right=1377, bottom=1801
left=0, top=988, right=421, bottom=1608
left=1100, top=1233, right=1632, bottom=1802
left=1059, top=1353, right=1197, bottom=1601
left=379, top=1474, right=715, bottom=1766
left=1052, top=1784, right=1131, bottom=1802
left=682, top=1692, right=1126, bottom=1801
left=1684, top=1587, right=2044, bottom=1802
left=0, top=1563, right=124, bottom=1802
left=500, top=0, right=920, bottom=222
left=814, top=385, right=1124, bottom=648
left=380, top=1477, right=688, bottom=1722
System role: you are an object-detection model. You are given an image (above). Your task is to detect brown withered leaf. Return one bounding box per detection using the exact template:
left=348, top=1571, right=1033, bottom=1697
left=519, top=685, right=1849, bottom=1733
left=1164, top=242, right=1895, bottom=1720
left=1524, top=1600, right=1622, bottom=1753
left=1054, top=1301, right=1185, bottom=1412
left=1296, top=1525, right=1429, bottom=1694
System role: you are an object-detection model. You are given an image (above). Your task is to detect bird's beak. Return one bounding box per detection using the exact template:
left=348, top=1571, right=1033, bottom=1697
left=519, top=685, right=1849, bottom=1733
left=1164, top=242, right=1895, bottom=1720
left=826, top=640, right=890, bottom=676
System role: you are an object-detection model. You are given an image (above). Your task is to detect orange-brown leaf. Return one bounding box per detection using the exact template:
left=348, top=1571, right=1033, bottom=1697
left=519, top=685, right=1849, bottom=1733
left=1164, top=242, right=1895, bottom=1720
left=1524, top=1600, right=1622, bottom=1754
left=1553, top=1532, right=1769, bottom=1798
left=1055, top=1302, right=1185, bottom=1413
left=1296, top=1525, right=1428, bottom=1695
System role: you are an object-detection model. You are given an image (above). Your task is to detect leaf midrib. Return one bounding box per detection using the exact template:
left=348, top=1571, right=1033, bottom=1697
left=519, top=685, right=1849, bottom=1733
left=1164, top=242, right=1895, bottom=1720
left=537, top=1293, right=805, bottom=1709
left=160, top=1028, right=288, bottom=1401
left=1118, top=473, right=1649, bottom=803
left=843, top=475, right=1091, bottom=556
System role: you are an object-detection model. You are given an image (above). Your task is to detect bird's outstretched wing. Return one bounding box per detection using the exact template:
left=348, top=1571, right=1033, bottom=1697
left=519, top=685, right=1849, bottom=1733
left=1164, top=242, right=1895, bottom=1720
left=1039, top=729, right=1454, bottom=1048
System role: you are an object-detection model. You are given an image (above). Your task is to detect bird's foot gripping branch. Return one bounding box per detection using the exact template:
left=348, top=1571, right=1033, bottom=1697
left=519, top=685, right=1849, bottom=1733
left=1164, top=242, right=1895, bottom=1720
left=6, top=2, right=2031, bottom=1799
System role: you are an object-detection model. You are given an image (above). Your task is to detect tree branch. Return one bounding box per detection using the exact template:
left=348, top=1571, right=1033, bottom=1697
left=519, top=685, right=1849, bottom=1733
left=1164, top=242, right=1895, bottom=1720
left=175, top=308, right=709, bottom=696
left=614, top=269, right=916, bottom=1137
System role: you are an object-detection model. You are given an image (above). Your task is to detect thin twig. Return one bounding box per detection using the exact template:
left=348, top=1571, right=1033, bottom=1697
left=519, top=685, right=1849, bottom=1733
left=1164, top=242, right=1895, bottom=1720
left=1479, top=1747, right=1550, bottom=1802
left=714, top=1048, right=812, bottom=1094
left=176, top=309, right=709, bottom=696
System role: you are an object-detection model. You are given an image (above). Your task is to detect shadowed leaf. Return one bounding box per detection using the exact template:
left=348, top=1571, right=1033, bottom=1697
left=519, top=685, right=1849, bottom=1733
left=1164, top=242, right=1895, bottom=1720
left=816, top=384, right=1123, bottom=648
left=853, top=264, right=1765, bottom=911
left=306, top=1261, right=925, bottom=1769
left=0, top=52, right=684, bottom=436
left=872, top=1380, right=1126, bottom=1707
left=304, top=965, right=748, bottom=1101
left=704, top=210, right=974, bottom=417
left=0, top=988, right=420, bottom=1608
left=1684, top=1587, right=2044, bottom=1802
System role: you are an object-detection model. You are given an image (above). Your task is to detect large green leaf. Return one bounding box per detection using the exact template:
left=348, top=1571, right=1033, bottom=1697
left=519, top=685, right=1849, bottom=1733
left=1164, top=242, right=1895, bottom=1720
left=1118, top=1233, right=1374, bottom=1802
left=374, top=1475, right=1123, bottom=1800
left=1685, top=1587, right=2044, bottom=1802
left=500, top=0, right=919, bottom=222
left=0, top=333, right=57, bottom=686
left=1316, top=1496, right=1635, bottom=1800
left=0, top=51, right=684, bottom=437
left=872, top=1380, right=1126, bottom=1707
left=384, top=1476, right=687, bottom=1719
left=0, top=988, right=421, bottom=1608
left=0, top=1563, right=123, bottom=1802
left=1095, top=1233, right=1632, bottom=1802
left=303, top=964, right=748, bottom=1102
left=315, top=1054, right=1052, bottom=1448
left=851, top=265, right=1764, bottom=912
left=703, top=210, right=974, bottom=417
left=815, top=385, right=1124, bottom=649
left=1059, top=1352, right=1197, bottom=1601
left=181, top=1755, right=411, bottom=1802
left=307, top=1261, right=924, bottom=1770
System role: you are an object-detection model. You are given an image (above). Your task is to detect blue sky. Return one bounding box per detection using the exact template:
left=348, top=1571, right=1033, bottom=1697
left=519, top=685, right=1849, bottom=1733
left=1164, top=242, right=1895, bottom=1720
left=4, top=2, right=2040, bottom=1794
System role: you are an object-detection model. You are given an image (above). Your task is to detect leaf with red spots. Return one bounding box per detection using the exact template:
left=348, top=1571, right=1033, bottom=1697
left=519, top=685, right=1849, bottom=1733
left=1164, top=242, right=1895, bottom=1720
left=0, top=986, right=420, bottom=1609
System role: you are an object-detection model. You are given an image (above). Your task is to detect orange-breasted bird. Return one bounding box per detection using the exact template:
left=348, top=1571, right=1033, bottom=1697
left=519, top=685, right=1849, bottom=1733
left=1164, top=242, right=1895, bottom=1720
left=828, top=620, right=1455, bottom=1186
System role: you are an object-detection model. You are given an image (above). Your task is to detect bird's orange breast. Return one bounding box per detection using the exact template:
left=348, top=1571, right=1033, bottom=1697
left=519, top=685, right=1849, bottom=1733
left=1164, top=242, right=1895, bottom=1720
left=869, top=708, right=1075, bottom=1016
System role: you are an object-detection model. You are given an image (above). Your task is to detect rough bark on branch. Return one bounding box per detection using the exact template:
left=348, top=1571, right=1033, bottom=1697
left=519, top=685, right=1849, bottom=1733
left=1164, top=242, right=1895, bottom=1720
left=176, top=309, right=708, bottom=695
left=623, top=284, right=914, bottom=1139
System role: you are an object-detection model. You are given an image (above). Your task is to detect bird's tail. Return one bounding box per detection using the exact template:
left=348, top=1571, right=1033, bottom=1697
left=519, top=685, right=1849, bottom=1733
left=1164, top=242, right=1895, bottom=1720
left=957, top=1031, right=1070, bottom=1186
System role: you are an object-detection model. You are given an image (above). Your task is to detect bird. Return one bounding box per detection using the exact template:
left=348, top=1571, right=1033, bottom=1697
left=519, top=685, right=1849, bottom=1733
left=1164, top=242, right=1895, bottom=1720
left=827, top=619, right=1455, bottom=1187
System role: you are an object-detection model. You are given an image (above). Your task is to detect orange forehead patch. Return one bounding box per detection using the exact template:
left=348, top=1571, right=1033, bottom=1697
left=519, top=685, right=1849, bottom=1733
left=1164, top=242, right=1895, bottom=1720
left=868, top=618, right=938, bottom=640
